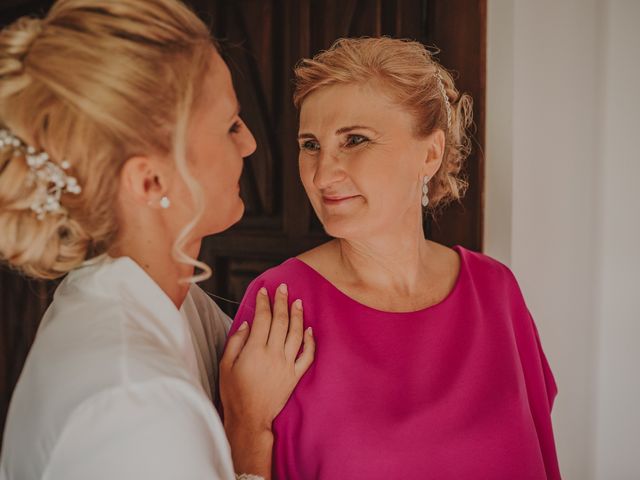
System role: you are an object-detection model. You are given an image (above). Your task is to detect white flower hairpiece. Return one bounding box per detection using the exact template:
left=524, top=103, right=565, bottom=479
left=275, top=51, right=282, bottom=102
left=0, top=128, right=81, bottom=220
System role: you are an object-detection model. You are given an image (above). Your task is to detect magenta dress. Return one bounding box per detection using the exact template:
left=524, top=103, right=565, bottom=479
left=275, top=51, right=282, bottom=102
left=228, top=246, right=561, bottom=479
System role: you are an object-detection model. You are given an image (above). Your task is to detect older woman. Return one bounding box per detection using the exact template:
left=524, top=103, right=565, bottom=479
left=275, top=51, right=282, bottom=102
left=230, top=37, right=561, bottom=479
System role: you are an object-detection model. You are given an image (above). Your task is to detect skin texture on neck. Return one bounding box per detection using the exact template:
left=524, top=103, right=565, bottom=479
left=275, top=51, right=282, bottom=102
left=108, top=209, right=200, bottom=308
left=336, top=229, right=435, bottom=298
left=301, top=235, right=459, bottom=314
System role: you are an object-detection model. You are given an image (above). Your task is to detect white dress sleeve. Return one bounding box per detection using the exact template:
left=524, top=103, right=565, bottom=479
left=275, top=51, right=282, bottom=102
left=182, top=286, right=233, bottom=404
left=42, top=378, right=236, bottom=480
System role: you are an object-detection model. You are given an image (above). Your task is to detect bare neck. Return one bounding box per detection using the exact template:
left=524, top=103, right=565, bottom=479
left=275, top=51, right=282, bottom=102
left=335, top=226, right=435, bottom=297
left=109, top=226, right=200, bottom=309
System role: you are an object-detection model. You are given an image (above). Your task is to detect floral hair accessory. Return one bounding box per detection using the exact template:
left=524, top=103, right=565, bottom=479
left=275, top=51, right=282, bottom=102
left=0, top=128, right=81, bottom=220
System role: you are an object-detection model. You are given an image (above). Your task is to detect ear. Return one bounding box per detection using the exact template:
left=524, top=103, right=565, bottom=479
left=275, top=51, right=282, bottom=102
left=119, top=155, right=172, bottom=208
left=422, top=129, right=446, bottom=178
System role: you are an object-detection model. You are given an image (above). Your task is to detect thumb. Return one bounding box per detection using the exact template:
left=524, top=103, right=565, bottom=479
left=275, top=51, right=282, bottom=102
left=221, top=321, right=250, bottom=367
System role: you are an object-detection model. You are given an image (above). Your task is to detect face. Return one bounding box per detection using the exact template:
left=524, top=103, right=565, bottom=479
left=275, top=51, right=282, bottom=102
left=298, top=82, right=441, bottom=240
left=169, top=50, right=256, bottom=238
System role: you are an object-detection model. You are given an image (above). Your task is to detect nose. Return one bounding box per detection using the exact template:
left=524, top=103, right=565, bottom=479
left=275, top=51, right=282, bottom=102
left=313, top=151, right=347, bottom=190
left=239, top=123, right=257, bottom=158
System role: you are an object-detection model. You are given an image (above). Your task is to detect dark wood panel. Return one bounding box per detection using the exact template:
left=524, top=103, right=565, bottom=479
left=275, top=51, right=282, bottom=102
left=0, top=0, right=486, bottom=443
left=425, top=0, right=486, bottom=250
left=0, top=268, right=57, bottom=438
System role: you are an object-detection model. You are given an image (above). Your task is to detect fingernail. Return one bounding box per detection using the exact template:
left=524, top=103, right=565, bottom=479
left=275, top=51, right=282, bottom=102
left=306, top=326, right=313, bottom=337
left=293, top=299, right=303, bottom=310
left=259, top=287, right=268, bottom=296
left=278, top=283, right=288, bottom=294
left=238, top=321, right=249, bottom=331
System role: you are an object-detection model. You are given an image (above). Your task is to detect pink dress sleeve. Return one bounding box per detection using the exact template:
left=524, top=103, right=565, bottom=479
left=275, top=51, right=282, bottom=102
left=506, top=267, right=561, bottom=479
left=229, top=269, right=299, bottom=338
left=529, top=311, right=558, bottom=410
left=228, top=277, right=266, bottom=337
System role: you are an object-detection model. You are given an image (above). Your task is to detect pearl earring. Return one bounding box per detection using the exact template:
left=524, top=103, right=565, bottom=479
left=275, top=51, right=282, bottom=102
left=421, top=176, right=430, bottom=207
left=159, top=196, right=171, bottom=209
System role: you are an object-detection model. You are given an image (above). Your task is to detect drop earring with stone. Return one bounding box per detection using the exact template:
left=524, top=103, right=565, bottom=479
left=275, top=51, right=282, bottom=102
left=421, top=175, right=430, bottom=207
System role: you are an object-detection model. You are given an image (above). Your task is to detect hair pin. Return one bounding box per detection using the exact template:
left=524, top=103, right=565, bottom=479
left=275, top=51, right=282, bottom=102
left=0, top=128, right=81, bottom=220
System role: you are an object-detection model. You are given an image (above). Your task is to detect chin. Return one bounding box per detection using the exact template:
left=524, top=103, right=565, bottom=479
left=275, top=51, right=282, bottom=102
left=321, top=216, right=366, bottom=240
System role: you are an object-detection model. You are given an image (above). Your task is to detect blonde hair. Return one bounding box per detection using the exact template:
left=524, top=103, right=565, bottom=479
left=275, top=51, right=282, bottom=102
left=293, top=37, right=473, bottom=211
left=0, top=0, right=215, bottom=280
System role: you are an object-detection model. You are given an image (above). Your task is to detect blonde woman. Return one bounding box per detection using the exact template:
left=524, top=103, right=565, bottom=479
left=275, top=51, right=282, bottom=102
left=230, top=38, right=561, bottom=479
left=0, top=1, right=314, bottom=479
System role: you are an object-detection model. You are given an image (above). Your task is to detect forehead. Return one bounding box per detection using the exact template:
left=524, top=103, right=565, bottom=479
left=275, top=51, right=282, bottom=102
left=298, top=82, right=412, bottom=132
left=197, top=51, right=237, bottom=115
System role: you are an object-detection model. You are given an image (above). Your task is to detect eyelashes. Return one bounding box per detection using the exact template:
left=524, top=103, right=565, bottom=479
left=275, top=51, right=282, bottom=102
left=344, top=134, right=369, bottom=147
left=300, top=139, right=320, bottom=151
left=299, top=134, right=370, bottom=152
left=229, top=120, right=242, bottom=134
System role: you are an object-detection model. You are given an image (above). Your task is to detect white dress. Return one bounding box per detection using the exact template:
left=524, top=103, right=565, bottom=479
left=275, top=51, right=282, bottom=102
left=0, top=256, right=237, bottom=480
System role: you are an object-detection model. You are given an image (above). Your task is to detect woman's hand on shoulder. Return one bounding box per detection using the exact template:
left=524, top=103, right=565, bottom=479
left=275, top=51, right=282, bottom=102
left=219, top=284, right=315, bottom=475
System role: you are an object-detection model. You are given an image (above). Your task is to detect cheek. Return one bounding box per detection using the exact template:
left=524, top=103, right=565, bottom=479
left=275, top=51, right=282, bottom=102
left=348, top=156, right=391, bottom=195
left=353, top=156, right=416, bottom=207
left=204, top=143, right=242, bottom=186
left=298, top=157, right=317, bottom=193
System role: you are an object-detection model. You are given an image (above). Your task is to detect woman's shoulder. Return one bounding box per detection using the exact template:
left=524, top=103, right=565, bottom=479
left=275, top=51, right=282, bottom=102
left=33, top=280, right=203, bottom=391
left=295, top=240, right=337, bottom=268
left=244, top=242, right=336, bottom=293
left=457, top=245, right=518, bottom=285
left=456, top=246, right=529, bottom=313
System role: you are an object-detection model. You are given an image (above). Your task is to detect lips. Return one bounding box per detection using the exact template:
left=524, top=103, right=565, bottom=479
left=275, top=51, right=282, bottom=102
left=322, top=194, right=360, bottom=205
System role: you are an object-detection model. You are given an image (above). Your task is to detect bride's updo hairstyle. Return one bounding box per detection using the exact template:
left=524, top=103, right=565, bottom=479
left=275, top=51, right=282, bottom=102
left=0, top=0, right=214, bottom=279
left=293, top=37, right=473, bottom=212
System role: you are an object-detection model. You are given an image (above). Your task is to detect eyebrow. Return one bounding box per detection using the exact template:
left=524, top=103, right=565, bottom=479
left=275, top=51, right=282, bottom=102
left=297, top=125, right=379, bottom=140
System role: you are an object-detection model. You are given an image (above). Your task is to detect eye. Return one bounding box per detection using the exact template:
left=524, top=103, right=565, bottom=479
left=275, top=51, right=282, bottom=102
left=344, top=134, right=369, bottom=147
left=300, top=139, right=320, bottom=152
left=229, top=120, right=242, bottom=134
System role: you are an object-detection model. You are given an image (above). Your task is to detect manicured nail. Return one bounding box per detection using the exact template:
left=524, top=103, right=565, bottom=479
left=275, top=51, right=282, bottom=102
left=278, top=283, right=288, bottom=294
left=238, top=321, right=249, bottom=331
left=293, top=299, right=303, bottom=310
left=306, top=326, right=313, bottom=337
left=259, top=287, right=268, bottom=296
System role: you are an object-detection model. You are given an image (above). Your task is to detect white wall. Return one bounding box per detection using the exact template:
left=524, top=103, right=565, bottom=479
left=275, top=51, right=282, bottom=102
left=594, top=1, right=640, bottom=478
left=486, top=1, right=640, bottom=479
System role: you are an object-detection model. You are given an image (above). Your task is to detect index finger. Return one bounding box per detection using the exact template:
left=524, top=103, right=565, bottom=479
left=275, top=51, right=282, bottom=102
left=246, top=287, right=271, bottom=346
